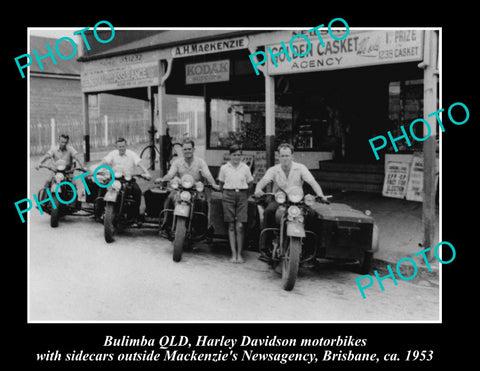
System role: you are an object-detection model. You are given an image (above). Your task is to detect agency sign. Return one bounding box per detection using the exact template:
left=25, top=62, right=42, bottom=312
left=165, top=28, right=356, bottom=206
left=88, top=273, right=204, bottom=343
left=267, top=30, right=424, bottom=75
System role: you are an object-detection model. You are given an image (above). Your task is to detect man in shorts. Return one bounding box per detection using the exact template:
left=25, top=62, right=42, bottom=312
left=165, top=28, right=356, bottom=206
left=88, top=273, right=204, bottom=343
left=218, top=144, right=254, bottom=263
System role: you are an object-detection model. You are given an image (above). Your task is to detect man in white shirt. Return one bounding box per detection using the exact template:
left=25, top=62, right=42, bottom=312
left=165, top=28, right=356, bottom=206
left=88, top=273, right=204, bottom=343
left=99, top=138, right=152, bottom=221
left=254, top=143, right=328, bottom=253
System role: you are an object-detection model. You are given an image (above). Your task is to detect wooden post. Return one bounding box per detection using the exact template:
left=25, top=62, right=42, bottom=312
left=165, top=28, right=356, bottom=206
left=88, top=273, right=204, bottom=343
left=50, top=118, right=56, bottom=147
left=82, top=92, right=90, bottom=163
left=421, top=30, right=439, bottom=260
left=147, top=85, right=156, bottom=171
left=265, top=72, right=275, bottom=169
left=104, top=115, right=109, bottom=147
left=157, top=59, right=171, bottom=176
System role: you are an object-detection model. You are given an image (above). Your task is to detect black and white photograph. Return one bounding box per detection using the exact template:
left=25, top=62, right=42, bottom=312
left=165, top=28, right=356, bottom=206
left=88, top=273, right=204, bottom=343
left=8, top=8, right=473, bottom=370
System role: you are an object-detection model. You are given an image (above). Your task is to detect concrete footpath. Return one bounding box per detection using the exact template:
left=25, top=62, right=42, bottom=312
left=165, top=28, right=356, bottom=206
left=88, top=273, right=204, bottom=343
left=28, top=144, right=440, bottom=279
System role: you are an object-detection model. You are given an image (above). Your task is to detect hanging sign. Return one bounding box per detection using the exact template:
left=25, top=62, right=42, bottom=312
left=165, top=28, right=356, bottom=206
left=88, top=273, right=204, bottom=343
left=81, top=52, right=161, bottom=92
left=405, top=154, right=439, bottom=202
left=267, top=29, right=424, bottom=75
left=172, top=36, right=248, bottom=57
left=185, top=60, right=230, bottom=84
left=382, top=161, right=410, bottom=199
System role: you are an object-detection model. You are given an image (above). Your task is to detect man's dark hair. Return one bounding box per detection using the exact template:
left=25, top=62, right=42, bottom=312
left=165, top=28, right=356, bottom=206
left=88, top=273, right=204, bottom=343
left=277, top=142, right=294, bottom=154
left=116, top=137, right=127, bottom=144
left=182, top=138, right=195, bottom=148
left=229, top=144, right=242, bottom=154
left=59, top=134, right=70, bottom=141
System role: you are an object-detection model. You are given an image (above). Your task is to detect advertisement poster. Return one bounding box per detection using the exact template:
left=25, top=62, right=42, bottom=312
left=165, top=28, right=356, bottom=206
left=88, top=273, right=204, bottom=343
left=7, top=8, right=473, bottom=371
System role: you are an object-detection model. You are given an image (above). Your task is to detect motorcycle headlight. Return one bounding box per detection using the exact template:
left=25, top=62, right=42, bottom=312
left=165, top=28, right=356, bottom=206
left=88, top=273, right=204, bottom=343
left=96, top=174, right=110, bottom=185
left=180, top=191, right=192, bottom=202
left=170, top=178, right=179, bottom=189
left=275, top=191, right=286, bottom=204
left=55, top=159, right=67, bottom=171
left=181, top=174, right=195, bottom=189
left=288, top=205, right=302, bottom=218
left=304, top=194, right=316, bottom=206
left=112, top=180, right=122, bottom=191
left=54, top=173, right=65, bottom=183
left=287, top=186, right=304, bottom=203
left=195, top=181, right=205, bottom=192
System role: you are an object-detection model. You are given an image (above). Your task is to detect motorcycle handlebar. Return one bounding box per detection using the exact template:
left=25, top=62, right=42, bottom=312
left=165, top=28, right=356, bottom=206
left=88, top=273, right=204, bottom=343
left=38, top=165, right=85, bottom=173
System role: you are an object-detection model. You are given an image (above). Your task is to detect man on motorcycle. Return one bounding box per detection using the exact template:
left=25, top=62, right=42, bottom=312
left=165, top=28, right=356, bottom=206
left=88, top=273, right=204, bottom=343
left=35, top=134, right=86, bottom=189
left=35, top=133, right=85, bottom=172
left=159, top=138, right=220, bottom=238
left=254, top=143, right=328, bottom=257
left=98, top=137, right=152, bottom=222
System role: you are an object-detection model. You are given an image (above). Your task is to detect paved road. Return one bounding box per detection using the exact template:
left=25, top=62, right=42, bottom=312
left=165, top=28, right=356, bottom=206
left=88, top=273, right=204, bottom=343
left=27, top=158, right=439, bottom=322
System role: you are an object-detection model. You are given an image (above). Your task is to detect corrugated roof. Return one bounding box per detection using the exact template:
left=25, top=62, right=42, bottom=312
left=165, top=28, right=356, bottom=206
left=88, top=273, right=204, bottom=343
left=29, top=35, right=80, bottom=76
left=77, top=29, right=268, bottom=61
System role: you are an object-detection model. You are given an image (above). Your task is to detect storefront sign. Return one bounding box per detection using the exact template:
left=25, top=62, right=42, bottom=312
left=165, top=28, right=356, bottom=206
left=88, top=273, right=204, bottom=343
left=405, top=155, right=439, bottom=202
left=172, top=36, right=248, bottom=57
left=81, top=52, right=161, bottom=92
left=267, top=30, right=424, bottom=75
left=185, top=60, right=230, bottom=84
left=382, top=161, right=410, bottom=199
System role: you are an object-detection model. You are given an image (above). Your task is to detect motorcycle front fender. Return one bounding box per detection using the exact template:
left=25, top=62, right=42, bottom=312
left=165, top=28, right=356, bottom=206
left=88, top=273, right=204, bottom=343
left=286, top=221, right=306, bottom=238
left=104, top=189, right=119, bottom=202
left=174, top=203, right=191, bottom=217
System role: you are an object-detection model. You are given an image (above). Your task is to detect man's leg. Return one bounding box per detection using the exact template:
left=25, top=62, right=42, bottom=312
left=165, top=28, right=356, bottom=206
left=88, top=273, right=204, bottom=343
left=132, top=182, right=142, bottom=220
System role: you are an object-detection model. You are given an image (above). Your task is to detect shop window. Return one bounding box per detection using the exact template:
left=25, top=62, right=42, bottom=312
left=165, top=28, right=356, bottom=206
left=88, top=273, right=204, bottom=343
left=208, top=99, right=293, bottom=150
left=388, top=79, right=424, bottom=151
left=290, top=96, right=343, bottom=152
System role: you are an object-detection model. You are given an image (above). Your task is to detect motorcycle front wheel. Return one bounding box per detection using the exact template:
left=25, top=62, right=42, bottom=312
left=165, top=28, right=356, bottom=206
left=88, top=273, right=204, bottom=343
left=173, top=217, right=187, bottom=262
left=50, top=196, right=61, bottom=228
left=282, top=236, right=301, bottom=291
left=104, top=203, right=117, bottom=243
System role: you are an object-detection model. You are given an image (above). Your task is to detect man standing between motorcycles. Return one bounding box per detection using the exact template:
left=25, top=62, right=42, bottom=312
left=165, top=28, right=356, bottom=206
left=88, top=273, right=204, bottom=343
left=218, top=144, right=254, bottom=264
left=98, top=137, right=152, bottom=222
left=159, top=138, right=220, bottom=238
left=254, top=143, right=329, bottom=256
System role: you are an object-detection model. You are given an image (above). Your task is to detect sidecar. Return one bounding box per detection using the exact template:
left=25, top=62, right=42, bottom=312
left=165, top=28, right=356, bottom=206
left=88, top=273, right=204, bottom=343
left=310, top=202, right=379, bottom=274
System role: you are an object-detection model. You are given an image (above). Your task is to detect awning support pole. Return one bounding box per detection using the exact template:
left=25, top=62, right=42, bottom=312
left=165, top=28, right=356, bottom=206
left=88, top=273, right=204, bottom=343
left=419, top=30, right=439, bottom=261
left=82, top=92, right=90, bottom=163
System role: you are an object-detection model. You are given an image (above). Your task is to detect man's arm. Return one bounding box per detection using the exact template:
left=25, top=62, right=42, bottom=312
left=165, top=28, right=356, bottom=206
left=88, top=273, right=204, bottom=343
left=35, top=153, right=52, bottom=170
left=301, top=166, right=326, bottom=198
left=161, top=161, right=178, bottom=182
left=200, top=160, right=219, bottom=190
left=137, top=162, right=152, bottom=180
left=254, top=167, right=273, bottom=196
left=74, top=152, right=85, bottom=169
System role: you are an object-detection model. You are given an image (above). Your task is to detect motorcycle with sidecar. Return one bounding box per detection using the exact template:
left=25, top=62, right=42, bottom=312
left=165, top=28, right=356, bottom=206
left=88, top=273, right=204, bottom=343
left=256, top=186, right=379, bottom=291
left=97, top=167, right=152, bottom=243
left=36, top=159, right=102, bottom=227
left=156, top=174, right=212, bottom=262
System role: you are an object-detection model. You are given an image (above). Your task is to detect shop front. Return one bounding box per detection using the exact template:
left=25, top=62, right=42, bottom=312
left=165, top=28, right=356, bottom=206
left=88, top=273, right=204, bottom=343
left=78, top=27, right=439, bottom=251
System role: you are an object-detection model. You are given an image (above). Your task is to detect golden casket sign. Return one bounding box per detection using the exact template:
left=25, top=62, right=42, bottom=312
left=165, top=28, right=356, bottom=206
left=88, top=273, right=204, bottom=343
left=185, top=60, right=230, bottom=84
left=267, top=29, right=424, bottom=75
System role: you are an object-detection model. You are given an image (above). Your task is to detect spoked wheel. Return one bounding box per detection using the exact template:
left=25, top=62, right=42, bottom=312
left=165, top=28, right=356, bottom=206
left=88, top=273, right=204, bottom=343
left=173, top=217, right=187, bottom=262
left=281, top=237, right=301, bottom=291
